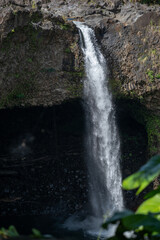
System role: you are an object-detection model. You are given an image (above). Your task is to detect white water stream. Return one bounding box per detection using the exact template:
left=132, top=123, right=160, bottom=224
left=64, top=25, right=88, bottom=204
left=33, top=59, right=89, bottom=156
left=64, top=22, right=123, bottom=236
left=75, top=22, right=123, bottom=216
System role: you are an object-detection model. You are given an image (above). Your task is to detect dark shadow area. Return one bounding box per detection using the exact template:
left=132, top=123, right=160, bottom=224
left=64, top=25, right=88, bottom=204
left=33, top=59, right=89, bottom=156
left=0, top=100, right=87, bottom=220
left=116, top=100, right=148, bottom=210
left=0, top=98, right=149, bottom=234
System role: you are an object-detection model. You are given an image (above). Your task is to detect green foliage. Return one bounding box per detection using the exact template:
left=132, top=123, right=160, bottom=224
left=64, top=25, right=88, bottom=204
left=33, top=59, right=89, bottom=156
left=0, top=226, right=52, bottom=239
left=59, top=23, right=70, bottom=30
left=155, top=73, right=160, bottom=79
left=67, top=71, right=85, bottom=78
left=123, top=155, right=160, bottom=194
left=145, top=115, right=160, bottom=155
left=145, top=69, right=160, bottom=83
left=65, top=47, right=71, bottom=53
left=146, top=70, right=154, bottom=82
left=31, top=0, right=36, bottom=9
left=0, top=226, right=19, bottom=238
left=67, top=83, right=83, bottom=97
left=144, top=185, right=160, bottom=199
left=27, top=58, right=33, bottom=63
left=103, top=155, right=160, bottom=240
left=109, top=78, right=122, bottom=98
left=137, top=193, right=160, bottom=215
left=1, top=23, right=42, bottom=53
left=0, top=76, right=36, bottom=108
left=32, top=228, right=43, bottom=238
left=105, top=211, right=160, bottom=240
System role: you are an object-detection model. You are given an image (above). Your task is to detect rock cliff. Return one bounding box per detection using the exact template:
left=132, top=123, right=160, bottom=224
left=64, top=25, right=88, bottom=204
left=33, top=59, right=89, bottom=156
left=0, top=0, right=160, bottom=213
left=1, top=0, right=160, bottom=155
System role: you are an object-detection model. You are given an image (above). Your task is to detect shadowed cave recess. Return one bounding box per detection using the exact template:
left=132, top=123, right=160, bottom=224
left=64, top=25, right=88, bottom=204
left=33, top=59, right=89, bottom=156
left=0, top=99, right=148, bottom=234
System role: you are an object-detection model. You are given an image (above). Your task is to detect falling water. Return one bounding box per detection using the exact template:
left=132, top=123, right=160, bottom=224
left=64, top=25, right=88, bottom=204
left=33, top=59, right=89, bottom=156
left=74, top=22, right=123, bottom=218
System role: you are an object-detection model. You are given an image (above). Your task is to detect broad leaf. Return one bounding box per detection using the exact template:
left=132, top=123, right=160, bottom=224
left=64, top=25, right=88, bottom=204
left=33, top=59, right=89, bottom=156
left=32, top=228, right=43, bottom=238
left=122, top=214, right=160, bottom=233
left=123, top=155, right=160, bottom=194
left=8, top=225, right=19, bottom=237
left=103, top=210, right=133, bottom=229
left=144, top=186, right=160, bottom=199
left=136, top=194, right=160, bottom=214
left=0, top=226, right=19, bottom=238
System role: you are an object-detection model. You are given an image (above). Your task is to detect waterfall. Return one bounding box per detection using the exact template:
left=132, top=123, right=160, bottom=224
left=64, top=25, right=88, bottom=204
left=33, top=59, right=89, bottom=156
left=74, top=22, right=123, bottom=218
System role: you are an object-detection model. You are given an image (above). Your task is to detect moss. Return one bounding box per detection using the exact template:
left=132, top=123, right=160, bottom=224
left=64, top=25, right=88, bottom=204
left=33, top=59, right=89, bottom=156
left=40, top=68, right=56, bottom=73
left=145, top=69, right=160, bottom=83
left=67, top=83, right=83, bottom=98
left=145, top=114, right=160, bottom=155
left=27, top=58, right=33, bottom=63
left=155, top=73, right=160, bottom=79
left=109, top=78, right=125, bottom=99
left=31, top=0, right=36, bottom=9
left=65, top=71, right=85, bottom=78
left=65, top=48, right=71, bottom=53
left=146, top=69, right=154, bottom=82
left=109, top=79, right=121, bottom=96
left=151, top=49, right=156, bottom=55
left=56, top=22, right=71, bottom=30
left=1, top=24, right=43, bottom=54
left=0, top=73, right=37, bottom=108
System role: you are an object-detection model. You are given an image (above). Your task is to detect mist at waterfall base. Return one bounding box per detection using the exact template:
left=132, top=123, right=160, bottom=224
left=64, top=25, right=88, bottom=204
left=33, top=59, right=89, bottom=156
left=63, top=22, right=123, bottom=238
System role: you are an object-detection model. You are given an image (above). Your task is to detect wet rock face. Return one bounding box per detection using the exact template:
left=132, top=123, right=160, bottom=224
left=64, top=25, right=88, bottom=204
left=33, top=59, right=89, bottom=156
left=0, top=5, right=83, bottom=108
left=0, top=0, right=160, bottom=114
left=0, top=0, right=50, bottom=7
left=98, top=5, right=160, bottom=116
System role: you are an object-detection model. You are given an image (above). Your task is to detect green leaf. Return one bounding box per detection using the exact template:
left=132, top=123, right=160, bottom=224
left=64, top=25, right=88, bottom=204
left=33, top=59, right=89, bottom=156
left=0, top=226, right=19, bottom=238
left=16, top=93, right=25, bottom=99
left=123, top=155, right=160, bottom=194
left=144, top=186, right=160, bottom=199
left=122, top=214, right=160, bottom=233
left=0, top=227, right=8, bottom=237
left=32, top=228, right=43, bottom=238
left=155, top=74, right=160, bottom=79
left=8, top=225, right=19, bottom=237
left=102, top=210, right=133, bottom=229
left=136, top=194, right=160, bottom=215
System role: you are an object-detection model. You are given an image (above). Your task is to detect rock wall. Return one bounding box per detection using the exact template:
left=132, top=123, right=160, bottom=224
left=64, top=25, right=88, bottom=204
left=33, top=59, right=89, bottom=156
left=97, top=4, right=160, bottom=155
left=0, top=0, right=160, bottom=211
left=0, top=4, right=83, bottom=107
left=1, top=1, right=160, bottom=112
